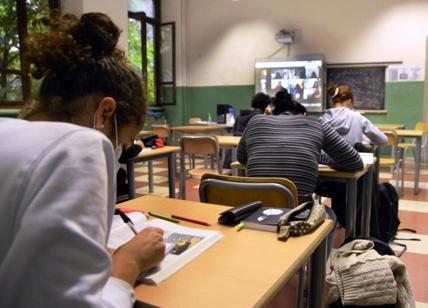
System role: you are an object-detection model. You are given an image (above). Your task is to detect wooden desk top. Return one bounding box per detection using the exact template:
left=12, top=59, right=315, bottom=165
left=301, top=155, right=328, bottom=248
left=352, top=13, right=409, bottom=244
left=395, top=129, right=424, bottom=138
left=132, top=146, right=181, bottom=160
left=376, top=124, right=405, bottom=131
left=171, top=125, right=228, bottom=131
left=137, top=130, right=154, bottom=137
left=215, top=135, right=241, bottom=147
left=230, top=161, right=372, bottom=180
left=318, top=164, right=372, bottom=179
left=120, top=195, right=333, bottom=308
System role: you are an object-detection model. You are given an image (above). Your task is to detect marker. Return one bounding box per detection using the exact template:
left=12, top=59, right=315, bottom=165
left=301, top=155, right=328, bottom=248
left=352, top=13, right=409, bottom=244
left=171, top=214, right=211, bottom=226
left=148, top=212, right=180, bottom=223
left=236, top=222, right=245, bottom=232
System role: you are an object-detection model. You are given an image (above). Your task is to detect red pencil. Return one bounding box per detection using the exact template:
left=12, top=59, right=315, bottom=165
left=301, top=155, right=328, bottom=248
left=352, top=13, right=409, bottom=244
left=171, top=214, right=211, bottom=226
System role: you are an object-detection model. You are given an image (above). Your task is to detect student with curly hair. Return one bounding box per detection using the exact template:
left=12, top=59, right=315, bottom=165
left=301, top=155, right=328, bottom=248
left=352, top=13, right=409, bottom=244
left=0, top=12, right=165, bottom=307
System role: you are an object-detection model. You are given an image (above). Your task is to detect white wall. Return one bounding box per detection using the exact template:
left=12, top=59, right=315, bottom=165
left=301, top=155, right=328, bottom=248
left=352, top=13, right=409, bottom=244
left=61, top=0, right=128, bottom=54
left=167, top=0, right=428, bottom=86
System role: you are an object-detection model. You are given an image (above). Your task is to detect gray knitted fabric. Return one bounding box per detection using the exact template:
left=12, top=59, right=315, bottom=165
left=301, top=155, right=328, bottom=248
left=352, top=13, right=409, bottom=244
left=325, top=240, right=415, bottom=308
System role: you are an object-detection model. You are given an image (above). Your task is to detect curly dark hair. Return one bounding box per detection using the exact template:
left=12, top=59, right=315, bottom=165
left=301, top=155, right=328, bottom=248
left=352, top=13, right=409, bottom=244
left=21, top=12, right=146, bottom=128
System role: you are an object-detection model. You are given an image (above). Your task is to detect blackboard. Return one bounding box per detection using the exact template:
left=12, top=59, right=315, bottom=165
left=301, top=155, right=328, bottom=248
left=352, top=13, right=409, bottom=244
left=326, top=66, right=386, bottom=110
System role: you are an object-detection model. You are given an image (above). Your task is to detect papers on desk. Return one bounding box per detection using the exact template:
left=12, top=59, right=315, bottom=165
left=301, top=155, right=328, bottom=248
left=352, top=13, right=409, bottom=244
left=108, top=212, right=223, bottom=285
left=358, top=152, right=374, bottom=165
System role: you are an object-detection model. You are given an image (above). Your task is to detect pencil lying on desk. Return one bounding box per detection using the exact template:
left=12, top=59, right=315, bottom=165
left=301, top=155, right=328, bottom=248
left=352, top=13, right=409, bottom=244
left=148, top=211, right=180, bottom=223
left=171, top=214, right=211, bottom=226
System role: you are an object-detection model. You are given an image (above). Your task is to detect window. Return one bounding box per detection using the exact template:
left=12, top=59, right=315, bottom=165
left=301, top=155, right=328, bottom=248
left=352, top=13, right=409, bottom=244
left=0, top=0, right=60, bottom=107
left=128, top=0, right=176, bottom=106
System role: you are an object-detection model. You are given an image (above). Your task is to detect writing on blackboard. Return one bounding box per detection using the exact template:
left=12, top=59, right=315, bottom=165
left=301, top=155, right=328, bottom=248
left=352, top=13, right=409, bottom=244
left=327, top=66, right=386, bottom=110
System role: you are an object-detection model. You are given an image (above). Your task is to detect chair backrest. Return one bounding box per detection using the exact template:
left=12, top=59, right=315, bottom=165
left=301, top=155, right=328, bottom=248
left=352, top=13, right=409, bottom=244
left=152, top=124, right=170, bottom=139
left=383, top=130, right=397, bottom=146
left=180, top=135, right=219, bottom=155
left=199, top=173, right=298, bottom=208
left=189, top=117, right=202, bottom=124
left=415, top=121, right=428, bottom=133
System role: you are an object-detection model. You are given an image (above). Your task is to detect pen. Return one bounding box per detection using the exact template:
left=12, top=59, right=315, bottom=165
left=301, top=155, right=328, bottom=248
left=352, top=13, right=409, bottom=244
left=236, top=222, right=245, bottom=232
left=148, top=212, right=180, bottom=224
left=171, top=214, right=211, bottom=226
left=115, top=209, right=138, bottom=235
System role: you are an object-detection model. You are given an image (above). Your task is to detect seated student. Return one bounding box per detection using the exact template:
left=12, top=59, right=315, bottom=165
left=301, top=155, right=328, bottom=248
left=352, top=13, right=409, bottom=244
left=0, top=13, right=165, bottom=307
left=233, top=92, right=271, bottom=136
left=319, top=85, right=387, bottom=228
left=321, top=85, right=387, bottom=147
left=293, top=101, right=308, bottom=116
left=237, top=89, right=363, bottom=203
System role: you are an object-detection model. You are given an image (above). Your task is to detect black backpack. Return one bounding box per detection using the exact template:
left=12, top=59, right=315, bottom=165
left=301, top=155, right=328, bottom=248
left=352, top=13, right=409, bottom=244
left=370, top=182, right=419, bottom=257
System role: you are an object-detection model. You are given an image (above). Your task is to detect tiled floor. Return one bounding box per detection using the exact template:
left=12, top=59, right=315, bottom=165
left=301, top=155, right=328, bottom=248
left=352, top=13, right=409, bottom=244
left=132, top=157, right=428, bottom=307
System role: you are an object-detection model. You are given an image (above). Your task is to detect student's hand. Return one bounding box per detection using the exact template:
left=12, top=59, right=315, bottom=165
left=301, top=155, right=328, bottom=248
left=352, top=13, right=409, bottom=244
left=111, top=227, right=165, bottom=286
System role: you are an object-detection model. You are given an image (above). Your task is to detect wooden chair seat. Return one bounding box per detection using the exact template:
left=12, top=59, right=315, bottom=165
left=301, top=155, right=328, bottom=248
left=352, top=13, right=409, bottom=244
left=188, top=168, right=231, bottom=178
left=397, top=142, right=416, bottom=149
left=379, top=157, right=396, bottom=166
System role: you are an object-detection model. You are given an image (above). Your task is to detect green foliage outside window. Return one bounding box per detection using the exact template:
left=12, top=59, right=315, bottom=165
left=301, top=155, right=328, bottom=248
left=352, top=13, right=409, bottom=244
left=0, top=0, right=49, bottom=102
left=128, top=18, right=156, bottom=106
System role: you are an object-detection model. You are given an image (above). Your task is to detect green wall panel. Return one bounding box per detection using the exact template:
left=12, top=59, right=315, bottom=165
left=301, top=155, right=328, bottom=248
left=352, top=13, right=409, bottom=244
left=163, top=82, right=425, bottom=131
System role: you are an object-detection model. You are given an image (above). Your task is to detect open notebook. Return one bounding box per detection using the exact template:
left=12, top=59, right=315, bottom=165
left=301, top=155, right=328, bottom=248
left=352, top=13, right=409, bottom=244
left=108, top=212, right=223, bottom=285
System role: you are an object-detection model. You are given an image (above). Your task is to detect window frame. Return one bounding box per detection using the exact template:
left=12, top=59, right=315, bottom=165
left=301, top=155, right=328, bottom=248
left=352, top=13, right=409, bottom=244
left=128, top=0, right=176, bottom=106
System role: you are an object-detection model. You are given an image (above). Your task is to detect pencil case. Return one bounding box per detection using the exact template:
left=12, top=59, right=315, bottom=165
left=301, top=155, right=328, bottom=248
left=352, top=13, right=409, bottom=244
left=218, top=201, right=262, bottom=225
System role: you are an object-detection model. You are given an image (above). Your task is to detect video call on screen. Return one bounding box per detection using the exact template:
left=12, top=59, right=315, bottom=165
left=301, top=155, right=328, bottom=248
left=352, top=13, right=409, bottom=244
left=255, top=59, right=323, bottom=111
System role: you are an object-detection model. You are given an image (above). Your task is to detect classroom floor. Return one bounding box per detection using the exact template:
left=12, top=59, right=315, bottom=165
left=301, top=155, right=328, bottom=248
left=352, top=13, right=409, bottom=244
left=132, top=157, right=428, bottom=307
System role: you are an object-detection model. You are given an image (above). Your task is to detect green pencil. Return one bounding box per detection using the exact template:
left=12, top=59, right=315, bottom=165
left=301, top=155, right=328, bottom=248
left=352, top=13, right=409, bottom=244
left=148, top=211, right=180, bottom=223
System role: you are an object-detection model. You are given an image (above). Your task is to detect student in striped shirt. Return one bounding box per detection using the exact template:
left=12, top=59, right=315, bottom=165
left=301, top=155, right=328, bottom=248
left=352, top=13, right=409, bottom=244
left=237, top=89, right=364, bottom=203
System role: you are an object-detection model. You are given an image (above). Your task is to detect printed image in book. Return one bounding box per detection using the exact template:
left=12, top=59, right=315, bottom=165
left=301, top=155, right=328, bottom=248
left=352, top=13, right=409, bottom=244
left=108, top=212, right=223, bottom=285
left=243, top=207, right=289, bottom=232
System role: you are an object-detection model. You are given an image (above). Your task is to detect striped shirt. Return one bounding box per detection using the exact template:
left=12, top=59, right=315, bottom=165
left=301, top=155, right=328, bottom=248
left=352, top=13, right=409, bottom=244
left=237, top=114, right=363, bottom=202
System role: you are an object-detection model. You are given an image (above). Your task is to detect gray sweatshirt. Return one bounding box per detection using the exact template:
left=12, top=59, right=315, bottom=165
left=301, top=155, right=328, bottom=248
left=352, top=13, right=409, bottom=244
left=320, top=107, right=387, bottom=146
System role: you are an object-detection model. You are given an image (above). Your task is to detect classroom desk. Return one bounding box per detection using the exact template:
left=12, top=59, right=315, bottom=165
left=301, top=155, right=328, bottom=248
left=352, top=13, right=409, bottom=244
left=137, top=130, right=154, bottom=137
left=170, top=125, right=228, bottom=145
left=375, top=124, right=405, bottom=131
left=395, top=129, right=424, bottom=194
left=215, top=135, right=241, bottom=175
left=230, top=162, right=374, bottom=238
left=318, top=164, right=374, bottom=238
left=121, top=195, right=333, bottom=308
left=126, top=146, right=180, bottom=199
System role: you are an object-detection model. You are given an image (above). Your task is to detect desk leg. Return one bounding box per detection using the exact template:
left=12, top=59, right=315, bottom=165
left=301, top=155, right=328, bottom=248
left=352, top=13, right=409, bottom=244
left=127, top=160, right=136, bottom=200
left=148, top=161, right=154, bottom=193
left=309, top=237, right=327, bottom=308
left=414, top=138, right=421, bottom=194
left=168, top=153, right=176, bottom=198
left=179, top=151, right=185, bottom=200
left=361, top=166, right=373, bottom=237
left=345, top=179, right=357, bottom=238
left=231, top=148, right=238, bottom=176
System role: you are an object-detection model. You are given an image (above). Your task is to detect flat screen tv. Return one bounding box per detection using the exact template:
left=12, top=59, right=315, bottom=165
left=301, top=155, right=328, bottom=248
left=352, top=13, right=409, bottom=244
left=255, top=55, right=325, bottom=112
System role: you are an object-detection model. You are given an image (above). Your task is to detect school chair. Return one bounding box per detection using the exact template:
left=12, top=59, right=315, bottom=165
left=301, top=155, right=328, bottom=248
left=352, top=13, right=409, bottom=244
left=179, top=135, right=224, bottom=199
left=152, top=124, right=171, bottom=145
left=198, top=173, right=298, bottom=208
left=397, top=121, right=428, bottom=168
left=379, top=131, right=404, bottom=195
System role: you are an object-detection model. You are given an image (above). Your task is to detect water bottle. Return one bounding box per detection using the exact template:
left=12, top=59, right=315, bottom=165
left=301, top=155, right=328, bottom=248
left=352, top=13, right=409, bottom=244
left=208, top=113, right=212, bottom=122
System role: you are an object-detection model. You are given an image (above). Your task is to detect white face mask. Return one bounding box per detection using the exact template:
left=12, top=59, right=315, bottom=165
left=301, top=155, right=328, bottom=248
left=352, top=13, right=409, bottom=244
left=93, top=111, right=123, bottom=172
left=113, top=113, right=123, bottom=172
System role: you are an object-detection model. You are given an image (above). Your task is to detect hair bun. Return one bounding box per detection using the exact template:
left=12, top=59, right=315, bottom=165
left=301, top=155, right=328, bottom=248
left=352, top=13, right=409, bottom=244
left=73, top=13, right=120, bottom=57
left=327, top=85, right=337, bottom=97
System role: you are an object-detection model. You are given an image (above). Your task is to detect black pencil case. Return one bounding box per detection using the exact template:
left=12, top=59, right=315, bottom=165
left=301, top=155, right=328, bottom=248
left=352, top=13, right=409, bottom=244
left=218, top=201, right=262, bottom=225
